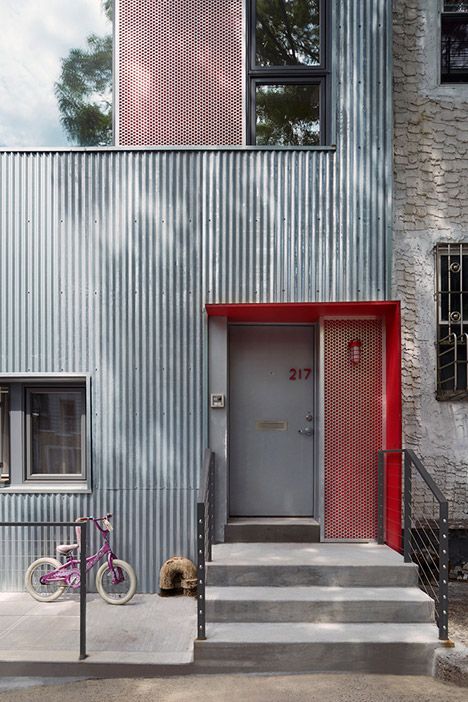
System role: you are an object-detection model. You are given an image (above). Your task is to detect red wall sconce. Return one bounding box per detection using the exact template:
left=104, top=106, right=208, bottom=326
left=348, top=339, right=362, bottom=365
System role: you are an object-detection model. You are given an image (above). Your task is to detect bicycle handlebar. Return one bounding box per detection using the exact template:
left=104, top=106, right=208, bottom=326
left=75, top=513, right=112, bottom=523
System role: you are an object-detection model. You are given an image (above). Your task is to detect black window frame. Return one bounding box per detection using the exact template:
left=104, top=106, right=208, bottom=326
left=247, top=0, right=330, bottom=145
left=441, top=3, right=468, bottom=84
left=25, top=386, right=86, bottom=482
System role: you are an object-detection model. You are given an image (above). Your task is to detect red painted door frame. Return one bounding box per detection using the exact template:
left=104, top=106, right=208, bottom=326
left=206, top=301, right=402, bottom=550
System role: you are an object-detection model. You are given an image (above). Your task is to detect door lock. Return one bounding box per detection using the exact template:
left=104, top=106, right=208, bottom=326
left=298, top=427, right=313, bottom=437
left=305, top=412, right=313, bottom=422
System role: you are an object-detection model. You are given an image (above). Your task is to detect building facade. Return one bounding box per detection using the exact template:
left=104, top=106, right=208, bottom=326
left=394, top=0, right=468, bottom=523
left=0, top=1, right=405, bottom=591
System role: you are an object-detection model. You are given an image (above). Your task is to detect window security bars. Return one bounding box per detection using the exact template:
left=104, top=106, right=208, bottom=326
left=196, top=449, right=215, bottom=641
left=378, top=450, right=449, bottom=642
left=0, top=521, right=87, bottom=659
left=442, top=4, right=468, bottom=83
left=435, top=243, right=468, bottom=399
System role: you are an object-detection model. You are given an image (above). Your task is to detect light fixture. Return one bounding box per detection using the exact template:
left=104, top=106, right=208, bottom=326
left=348, top=339, right=362, bottom=365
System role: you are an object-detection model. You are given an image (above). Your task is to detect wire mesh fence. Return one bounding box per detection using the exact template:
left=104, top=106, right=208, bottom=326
left=0, top=522, right=87, bottom=659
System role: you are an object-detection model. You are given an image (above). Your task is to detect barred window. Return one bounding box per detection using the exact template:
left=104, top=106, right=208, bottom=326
left=441, top=1, right=468, bottom=83
left=436, top=243, right=468, bottom=399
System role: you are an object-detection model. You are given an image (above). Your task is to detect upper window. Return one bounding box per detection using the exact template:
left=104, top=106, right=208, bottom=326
left=0, top=0, right=113, bottom=147
left=435, top=243, right=468, bottom=400
left=441, top=1, right=468, bottom=83
left=248, top=0, right=328, bottom=145
left=0, top=380, right=87, bottom=487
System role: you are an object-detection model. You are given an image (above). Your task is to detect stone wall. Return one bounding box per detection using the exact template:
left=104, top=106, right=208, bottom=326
left=393, top=0, right=468, bottom=519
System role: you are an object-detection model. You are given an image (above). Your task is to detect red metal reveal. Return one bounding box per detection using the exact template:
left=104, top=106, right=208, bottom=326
left=118, top=0, right=243, bottom=146
left=324, top=319, right=383, bottom=540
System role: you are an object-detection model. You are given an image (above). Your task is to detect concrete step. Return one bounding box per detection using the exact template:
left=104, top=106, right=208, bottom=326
left=205, top=586, right=435, bottom=623
left=194, top=622, right=441, bottom=675
left=207, top=543, right=418, bottom=587
left=225, top=518, right=320, bottom=543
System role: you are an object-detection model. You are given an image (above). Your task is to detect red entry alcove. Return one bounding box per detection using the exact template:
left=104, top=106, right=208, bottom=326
left=206, top=301, right=402, bottom=550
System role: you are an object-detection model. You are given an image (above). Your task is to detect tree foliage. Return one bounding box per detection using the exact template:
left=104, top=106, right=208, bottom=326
left=256, top=0, right=320, bottom=66
left=55, top=1, right=112, bottom=146
left=256, top=84, right=320, bottom=146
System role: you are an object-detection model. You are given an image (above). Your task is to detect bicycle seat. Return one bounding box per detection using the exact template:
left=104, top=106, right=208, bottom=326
left=56, top=544, right=78, bottom=555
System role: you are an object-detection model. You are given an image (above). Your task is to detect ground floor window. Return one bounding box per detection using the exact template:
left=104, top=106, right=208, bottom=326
left=0, top=378, right=87, bottom=487
left=436, top=242, right=468, bottom=399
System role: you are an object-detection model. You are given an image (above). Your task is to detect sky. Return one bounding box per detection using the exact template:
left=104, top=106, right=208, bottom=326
left=0, top=0, right=111, bottom=147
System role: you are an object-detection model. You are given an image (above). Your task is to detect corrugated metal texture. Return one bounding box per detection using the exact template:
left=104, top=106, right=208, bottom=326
left=0, top=145, right=389, bottom=588
left=0, top=0, right=393, bottom=587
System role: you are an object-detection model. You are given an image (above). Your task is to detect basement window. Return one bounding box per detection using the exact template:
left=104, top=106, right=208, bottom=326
left=0, top=378, right=88, bottom=489
left=436, top=243, right=468, bottom=399
left=441, top=2, right=468, bottom=83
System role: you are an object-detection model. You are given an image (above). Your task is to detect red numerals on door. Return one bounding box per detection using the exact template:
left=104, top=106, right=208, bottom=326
left=289, top=368, right=312, bottom=381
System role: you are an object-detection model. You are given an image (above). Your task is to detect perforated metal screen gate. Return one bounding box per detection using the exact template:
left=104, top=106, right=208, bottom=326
left=324, top=319, right=383, bottom=540
left=118, top=0, right=243, bottom=145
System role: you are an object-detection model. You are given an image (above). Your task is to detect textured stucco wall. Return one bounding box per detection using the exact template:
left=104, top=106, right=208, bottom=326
left=393, top=0, right=468, bottom=519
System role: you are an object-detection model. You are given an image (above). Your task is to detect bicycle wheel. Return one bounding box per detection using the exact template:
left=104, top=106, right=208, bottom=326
left=25, top=557, right=66, bottom=602
left=95, top=559, right=137, bottom=605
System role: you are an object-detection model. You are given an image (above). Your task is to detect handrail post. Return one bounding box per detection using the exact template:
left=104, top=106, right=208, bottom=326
left=377, top=450, right=385, bottom=544
left=439, top=500, right=450, bottom=641
left=403, top=450, right=412, bottom=563
left=207, top=454, right=214, bottom=563
left=79, top=522, right=87, bottom=660
left=197, top=501, right=206, bottom=640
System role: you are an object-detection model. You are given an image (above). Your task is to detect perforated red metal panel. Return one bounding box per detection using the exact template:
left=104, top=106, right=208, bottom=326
left=324, top=319, right=383, bottom=540
left=118, top=0, right=243, bottom=146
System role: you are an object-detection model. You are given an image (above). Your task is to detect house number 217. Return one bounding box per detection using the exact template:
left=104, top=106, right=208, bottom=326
left=289, top=368, right=312, bottom=381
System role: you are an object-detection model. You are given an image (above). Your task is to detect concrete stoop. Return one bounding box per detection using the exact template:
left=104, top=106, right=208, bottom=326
left=194, top=543, right=442, bottom=675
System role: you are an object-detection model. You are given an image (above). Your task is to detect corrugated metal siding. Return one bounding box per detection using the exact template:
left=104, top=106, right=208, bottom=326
left=0, top=0, right=392, bottom=590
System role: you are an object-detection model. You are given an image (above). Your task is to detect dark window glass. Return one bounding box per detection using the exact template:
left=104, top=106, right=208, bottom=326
left=255, top=0, right=320, bottom=67
left=0, top=388, right=9, bottom=482
left=444, top=2, right=468, bottom=11
left=441, top=13, right=468, bottom=83
left=28, top=389, right=84, bottom=476
left=436, top=244, right=468, bottom=399
left=255, top=83, right=320, bottom=145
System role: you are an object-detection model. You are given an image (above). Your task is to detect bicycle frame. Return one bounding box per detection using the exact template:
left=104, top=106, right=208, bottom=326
left=40, top=517, right=124, bottom=589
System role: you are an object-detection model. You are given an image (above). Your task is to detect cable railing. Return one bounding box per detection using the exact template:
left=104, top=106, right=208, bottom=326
left=377, top=449, right=449, bottom=641
left=196, top=449, right=215, bottom=641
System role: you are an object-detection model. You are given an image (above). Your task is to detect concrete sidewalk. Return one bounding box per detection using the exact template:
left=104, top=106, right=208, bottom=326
left=0, top=592, right=196, bottom=676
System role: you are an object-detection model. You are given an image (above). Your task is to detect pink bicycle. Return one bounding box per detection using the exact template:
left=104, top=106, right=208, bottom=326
left=24, top=513, right=137, bottom=605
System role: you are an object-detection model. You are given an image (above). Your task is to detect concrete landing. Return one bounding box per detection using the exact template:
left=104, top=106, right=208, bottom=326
left=225, top=518, right=320, bottom=543
left=0, top=592, right=196, bottom=677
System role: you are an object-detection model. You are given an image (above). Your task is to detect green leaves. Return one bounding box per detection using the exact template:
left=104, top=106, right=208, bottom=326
left=55, top=2, right=112, bottom=146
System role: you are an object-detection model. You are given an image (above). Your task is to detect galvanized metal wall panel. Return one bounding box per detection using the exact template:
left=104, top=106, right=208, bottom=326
left=0, top=0, right=392, bottom=590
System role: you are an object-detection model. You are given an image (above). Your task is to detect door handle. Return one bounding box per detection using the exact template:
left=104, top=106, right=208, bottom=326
left=298, top=427, right=313, bottom=437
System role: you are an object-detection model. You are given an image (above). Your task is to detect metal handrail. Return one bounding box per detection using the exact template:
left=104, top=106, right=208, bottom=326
left=196, top=449, right=215, bottom=641
left=0, top=520, right=87, bottom=659
left=377, top=449, right=450, bottom=641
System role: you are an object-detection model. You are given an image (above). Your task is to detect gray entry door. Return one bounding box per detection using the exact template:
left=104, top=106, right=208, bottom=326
left=229, top=325, right=316, bottom=517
